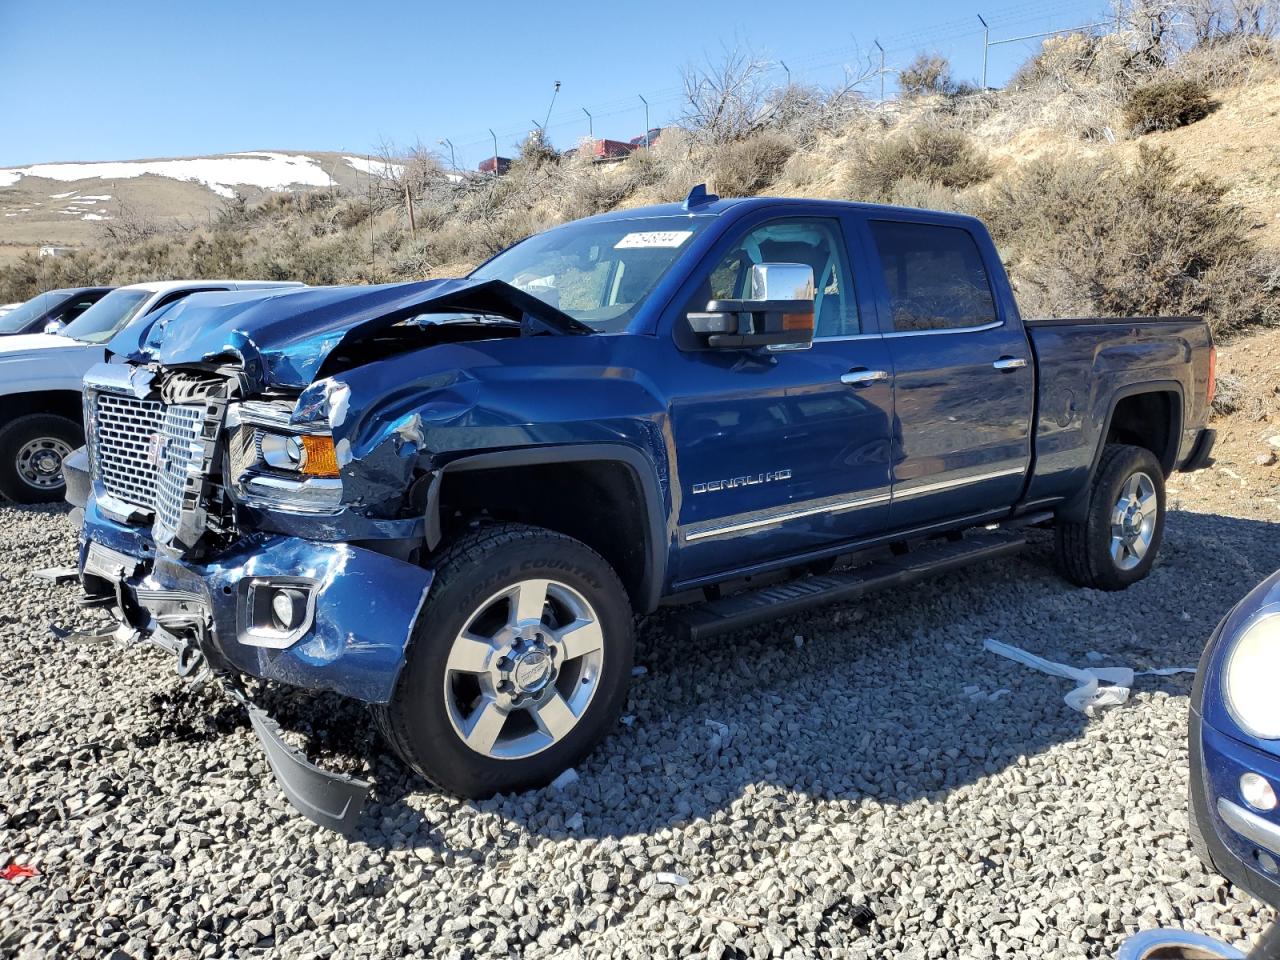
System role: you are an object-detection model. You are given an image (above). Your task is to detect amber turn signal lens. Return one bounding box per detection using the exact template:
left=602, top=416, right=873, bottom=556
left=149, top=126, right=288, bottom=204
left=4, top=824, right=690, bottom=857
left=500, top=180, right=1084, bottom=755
left=782, top=312, right=814, bottom=332
left=300, top=435, right=340, bottom=477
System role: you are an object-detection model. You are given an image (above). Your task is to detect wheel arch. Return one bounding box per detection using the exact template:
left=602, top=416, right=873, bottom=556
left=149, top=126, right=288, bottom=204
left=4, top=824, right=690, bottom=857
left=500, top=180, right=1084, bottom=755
left=1057, top=381, right=1183, bottom=524
left=428, top=444, right=668, bottom=613
left=0, top=389, right=84, bottom=430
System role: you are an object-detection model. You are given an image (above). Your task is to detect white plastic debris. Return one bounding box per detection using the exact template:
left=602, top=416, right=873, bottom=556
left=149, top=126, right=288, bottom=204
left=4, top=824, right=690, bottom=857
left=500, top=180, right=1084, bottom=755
left=793, top=634, right=804, bottom=649
left=631, top=665, right=648, bottom=677
left=549, top=768, right=579, bottom=790
left=654, top=871, right=689, bottom=886
left=619, top=714, right=636, bottom=727
left=984, top=638, right=1196, bottom=716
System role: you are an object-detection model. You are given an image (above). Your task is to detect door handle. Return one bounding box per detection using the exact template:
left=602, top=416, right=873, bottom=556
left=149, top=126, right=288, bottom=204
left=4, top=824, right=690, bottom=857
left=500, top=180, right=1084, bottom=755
left=841, top=369, right=890, bottom=387
left=993, top=356, right=1028, bottom=371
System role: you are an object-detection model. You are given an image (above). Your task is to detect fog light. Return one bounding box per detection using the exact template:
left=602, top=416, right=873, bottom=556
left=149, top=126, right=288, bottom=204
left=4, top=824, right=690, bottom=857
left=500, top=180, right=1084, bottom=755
left=1257, top=850, right=1279, bottom=874
left=1241, top=772, right=1277, bottom=812
left=271, top=588, right=307, bottom=631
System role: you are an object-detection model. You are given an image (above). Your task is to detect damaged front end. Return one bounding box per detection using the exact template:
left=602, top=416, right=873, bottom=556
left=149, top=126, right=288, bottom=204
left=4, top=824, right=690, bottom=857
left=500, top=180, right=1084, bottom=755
left=75, top=279, right=602, bottom=830
left=78, top=356, right=436, bottom=832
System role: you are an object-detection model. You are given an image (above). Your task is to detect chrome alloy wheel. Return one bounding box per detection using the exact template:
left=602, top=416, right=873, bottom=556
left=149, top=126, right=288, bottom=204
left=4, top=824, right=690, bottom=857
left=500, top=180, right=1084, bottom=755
left=1110, top=470, right=1157, bottom=570
left=443, top=578, right=605, bottom=760
left=15, top=436, right=72, bottom=491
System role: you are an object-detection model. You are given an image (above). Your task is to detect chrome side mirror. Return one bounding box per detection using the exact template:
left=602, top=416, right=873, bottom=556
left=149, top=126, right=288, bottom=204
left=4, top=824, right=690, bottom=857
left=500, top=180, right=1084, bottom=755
left=687, top=262, right=816, bottom=350
left=750, top=262, right=814, bottom=302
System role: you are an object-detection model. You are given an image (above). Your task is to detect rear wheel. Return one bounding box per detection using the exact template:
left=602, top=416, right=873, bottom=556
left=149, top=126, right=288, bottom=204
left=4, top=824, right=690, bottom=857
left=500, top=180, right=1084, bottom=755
left=375, top=523, right=634, bottom=797
left=0, top=414, right=82, bottom=504
left=1055, top=443, right=1165, bottom=590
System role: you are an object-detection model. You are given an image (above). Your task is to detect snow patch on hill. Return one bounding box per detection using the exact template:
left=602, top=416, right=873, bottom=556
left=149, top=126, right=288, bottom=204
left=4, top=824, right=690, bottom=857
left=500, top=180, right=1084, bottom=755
left=0, top=152, right=340, bottom=197
left=344, top=156, right=405, bottom=179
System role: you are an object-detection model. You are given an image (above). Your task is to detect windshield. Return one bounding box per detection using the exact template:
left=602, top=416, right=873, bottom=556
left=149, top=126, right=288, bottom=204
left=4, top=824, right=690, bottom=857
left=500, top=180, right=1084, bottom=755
left=0, top=290, right=70, bottom=334
left=471, top=215, right=710, bottom=332
left=61, top=288, right=151, bottom=343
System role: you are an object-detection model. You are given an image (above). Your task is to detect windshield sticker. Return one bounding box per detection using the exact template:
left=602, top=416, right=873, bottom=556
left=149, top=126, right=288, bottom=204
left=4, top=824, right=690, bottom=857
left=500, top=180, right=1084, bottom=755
left=614, top=230, right=694, bottom=249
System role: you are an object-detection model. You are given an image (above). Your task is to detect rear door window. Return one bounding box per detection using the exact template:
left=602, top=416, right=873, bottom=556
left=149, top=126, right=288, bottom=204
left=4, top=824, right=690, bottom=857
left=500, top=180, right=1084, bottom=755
left=868, top=221, right=997, bottom=332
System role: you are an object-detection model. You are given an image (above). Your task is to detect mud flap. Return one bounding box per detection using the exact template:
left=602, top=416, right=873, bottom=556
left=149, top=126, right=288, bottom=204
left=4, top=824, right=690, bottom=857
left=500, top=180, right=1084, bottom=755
left=227, top=685, right=371, bottom=834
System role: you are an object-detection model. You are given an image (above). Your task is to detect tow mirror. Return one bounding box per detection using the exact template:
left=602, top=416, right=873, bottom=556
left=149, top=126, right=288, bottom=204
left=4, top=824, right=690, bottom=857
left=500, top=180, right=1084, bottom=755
left=687, top=263, right=815, bottom=349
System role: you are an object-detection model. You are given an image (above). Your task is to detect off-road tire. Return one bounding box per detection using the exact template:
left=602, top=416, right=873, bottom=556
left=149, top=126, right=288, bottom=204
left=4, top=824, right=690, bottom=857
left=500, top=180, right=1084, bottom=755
left=0, top=413, right=83, bottom=504
left=1055, top=443, right=1165, bottom=590
left=374, top=523, right=635, bottom=798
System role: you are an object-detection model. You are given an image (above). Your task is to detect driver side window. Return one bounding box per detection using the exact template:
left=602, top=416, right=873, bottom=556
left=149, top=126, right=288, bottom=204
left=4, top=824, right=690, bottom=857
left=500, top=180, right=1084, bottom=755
left=690, top=218, right=859, bottom=338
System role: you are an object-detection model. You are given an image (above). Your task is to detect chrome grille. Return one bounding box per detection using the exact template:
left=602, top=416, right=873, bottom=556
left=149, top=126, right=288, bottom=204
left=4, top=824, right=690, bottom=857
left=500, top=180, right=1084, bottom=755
left=93, top=394, right=165, bottom=509
left=153, top=404, right=206, bottom=542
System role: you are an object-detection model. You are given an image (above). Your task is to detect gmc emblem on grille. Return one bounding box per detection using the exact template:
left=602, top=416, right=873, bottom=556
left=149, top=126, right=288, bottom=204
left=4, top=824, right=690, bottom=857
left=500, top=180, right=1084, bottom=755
left=146, top=432, right=167, bottom=467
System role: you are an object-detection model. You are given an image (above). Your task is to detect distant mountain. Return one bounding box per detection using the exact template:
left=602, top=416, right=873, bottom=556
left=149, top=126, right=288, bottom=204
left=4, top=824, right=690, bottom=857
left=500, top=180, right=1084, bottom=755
left=0, top=151, right=400, bottom=263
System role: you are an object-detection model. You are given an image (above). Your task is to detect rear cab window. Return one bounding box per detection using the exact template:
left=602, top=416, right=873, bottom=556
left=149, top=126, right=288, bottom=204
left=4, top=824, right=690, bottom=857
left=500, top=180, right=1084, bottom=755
left=868, top=220, right=997, bottom=332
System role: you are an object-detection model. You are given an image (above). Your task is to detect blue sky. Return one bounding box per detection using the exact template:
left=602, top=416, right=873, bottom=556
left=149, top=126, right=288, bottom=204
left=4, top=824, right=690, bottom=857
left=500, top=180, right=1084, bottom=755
left=1, top=0, right=1105, bottom=169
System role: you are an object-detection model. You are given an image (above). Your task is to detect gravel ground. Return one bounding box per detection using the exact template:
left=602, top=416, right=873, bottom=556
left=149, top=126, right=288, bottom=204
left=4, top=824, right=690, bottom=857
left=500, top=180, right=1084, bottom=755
left=2, top=478, right=1278, bottom=958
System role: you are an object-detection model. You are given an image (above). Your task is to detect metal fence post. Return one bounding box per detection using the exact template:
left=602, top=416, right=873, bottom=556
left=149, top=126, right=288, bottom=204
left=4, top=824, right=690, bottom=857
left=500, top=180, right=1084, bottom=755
left=874, top=40, right=885, bottom=102
left=978, top=14, right=990, bottom=89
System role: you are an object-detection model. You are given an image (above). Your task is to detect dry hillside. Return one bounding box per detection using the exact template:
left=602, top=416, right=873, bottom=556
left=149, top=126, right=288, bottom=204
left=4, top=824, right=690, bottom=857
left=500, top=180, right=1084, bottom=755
left=0, top=152, right=392, bottom=266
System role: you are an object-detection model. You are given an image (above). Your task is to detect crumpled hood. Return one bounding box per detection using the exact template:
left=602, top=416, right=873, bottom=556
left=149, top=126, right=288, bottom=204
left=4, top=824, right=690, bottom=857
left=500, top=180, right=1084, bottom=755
left=120, top=277, right=589, bottom=391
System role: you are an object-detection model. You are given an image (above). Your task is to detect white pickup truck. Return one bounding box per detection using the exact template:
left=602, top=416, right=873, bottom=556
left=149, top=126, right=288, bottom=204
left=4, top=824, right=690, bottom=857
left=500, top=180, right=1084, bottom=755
left=0, top=279, right=303, bottom=503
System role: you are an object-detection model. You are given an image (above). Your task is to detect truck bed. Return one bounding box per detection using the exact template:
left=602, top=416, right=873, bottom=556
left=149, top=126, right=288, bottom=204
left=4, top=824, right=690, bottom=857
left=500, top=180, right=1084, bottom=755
left=1023, top=316, right=1214, bottom=507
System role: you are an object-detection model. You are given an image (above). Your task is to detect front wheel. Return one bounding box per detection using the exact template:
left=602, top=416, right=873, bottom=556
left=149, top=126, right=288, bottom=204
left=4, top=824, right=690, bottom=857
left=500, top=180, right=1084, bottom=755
left=375, top=523, right=635, bottom=797
left=0, top=414, right=83, bottom=504
left=1054, top=443, right=1166, bottom=590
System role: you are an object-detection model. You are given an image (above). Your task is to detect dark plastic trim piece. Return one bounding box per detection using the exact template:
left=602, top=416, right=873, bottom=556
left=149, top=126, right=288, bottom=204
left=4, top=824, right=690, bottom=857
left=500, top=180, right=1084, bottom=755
left=62, top=445, right=90, bottom=510
left=224, top=683, right=371, bottom=834
left=1182, top=428, right=1217, bottom=472
left=246, top=703, right=371, bottom=834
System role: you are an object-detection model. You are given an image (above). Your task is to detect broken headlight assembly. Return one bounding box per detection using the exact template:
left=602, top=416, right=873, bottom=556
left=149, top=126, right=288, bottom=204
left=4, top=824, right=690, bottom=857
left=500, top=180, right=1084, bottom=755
left=228, top=401, right=343, bottom=514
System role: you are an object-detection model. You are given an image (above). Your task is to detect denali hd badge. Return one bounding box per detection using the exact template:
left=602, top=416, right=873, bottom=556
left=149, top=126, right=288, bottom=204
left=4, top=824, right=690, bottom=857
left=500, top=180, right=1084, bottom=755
left=692, top=469, right=791, bottom=495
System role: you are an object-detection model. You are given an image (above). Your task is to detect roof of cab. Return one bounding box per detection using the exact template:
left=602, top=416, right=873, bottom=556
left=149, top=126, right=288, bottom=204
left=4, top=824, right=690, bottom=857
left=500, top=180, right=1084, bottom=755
left=575, top=195, right=982, bottom=227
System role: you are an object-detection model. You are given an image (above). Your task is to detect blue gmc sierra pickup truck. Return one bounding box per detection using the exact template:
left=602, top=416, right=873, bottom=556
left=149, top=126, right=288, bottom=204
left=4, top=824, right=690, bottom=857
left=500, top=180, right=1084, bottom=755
left=68, top=187, right=1216, bottom=829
